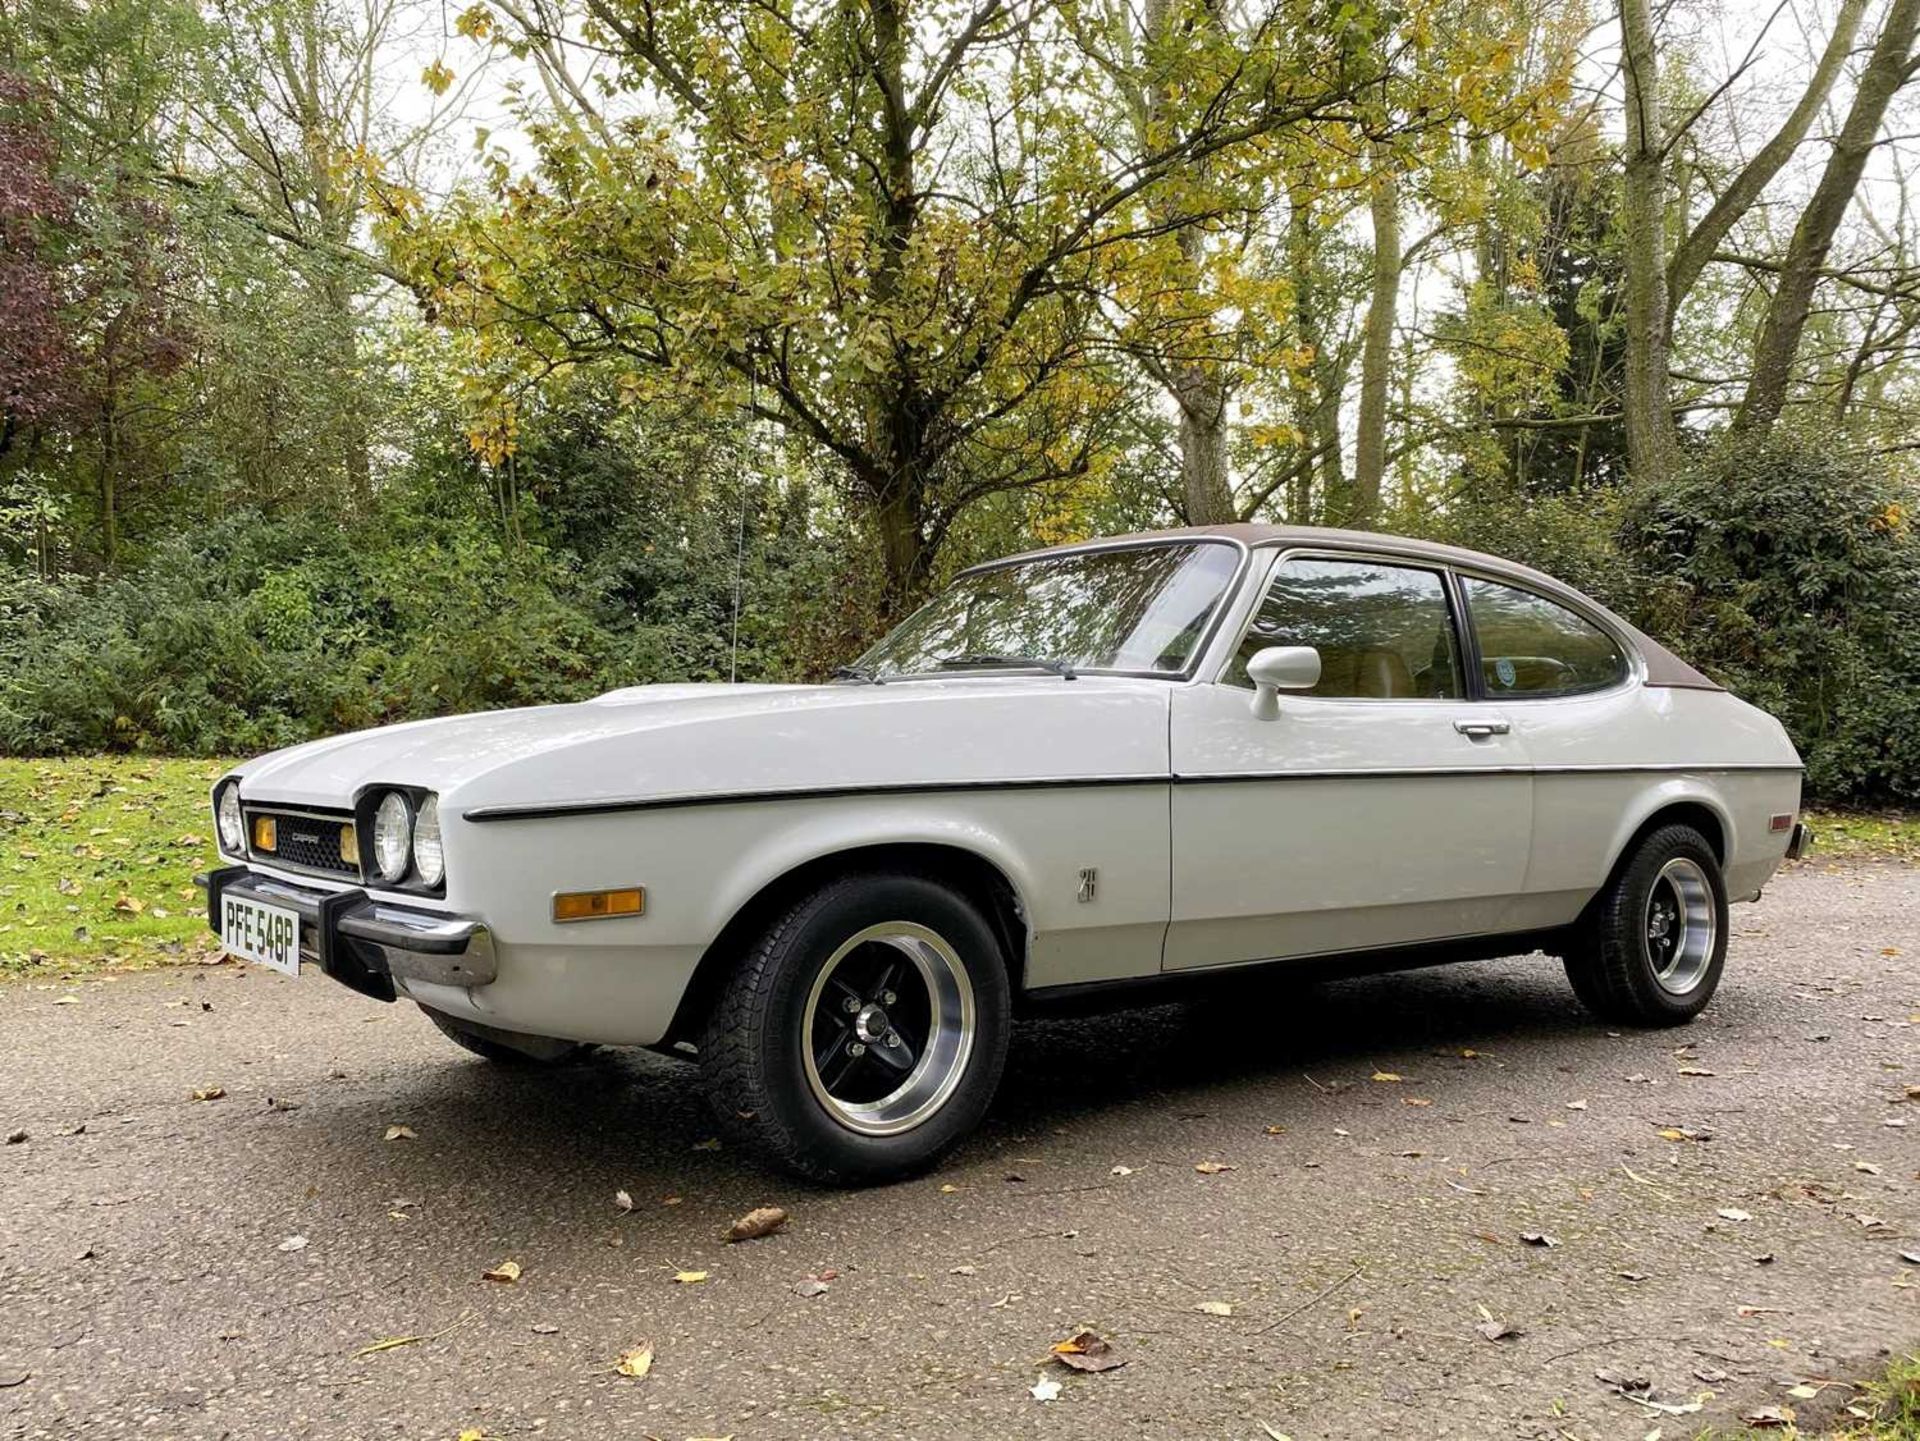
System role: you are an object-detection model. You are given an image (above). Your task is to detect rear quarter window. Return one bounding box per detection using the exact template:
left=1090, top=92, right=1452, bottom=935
left=1462, top=578, right=1628, bottom=697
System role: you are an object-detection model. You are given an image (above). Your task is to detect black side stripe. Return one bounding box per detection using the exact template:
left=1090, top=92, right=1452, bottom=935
left=459, top=762, right=1803, bottom=824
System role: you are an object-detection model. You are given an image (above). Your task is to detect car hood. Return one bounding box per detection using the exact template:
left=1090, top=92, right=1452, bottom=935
left=233, top=679, right=1173, bottom=814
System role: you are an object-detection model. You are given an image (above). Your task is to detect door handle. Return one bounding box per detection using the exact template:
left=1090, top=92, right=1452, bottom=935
left=1454, top=718, right=1511, bottom=738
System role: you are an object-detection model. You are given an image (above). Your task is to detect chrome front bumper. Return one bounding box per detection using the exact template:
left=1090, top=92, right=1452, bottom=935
left=196, top=866, right=497, bottom=1000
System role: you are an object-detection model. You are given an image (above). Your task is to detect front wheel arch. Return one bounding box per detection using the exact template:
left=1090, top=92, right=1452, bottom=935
left=660, top=842, right=1027, bottom=1051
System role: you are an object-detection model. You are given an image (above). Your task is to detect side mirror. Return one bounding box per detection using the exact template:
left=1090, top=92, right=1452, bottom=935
left=1246, top=645, right=1320, bottom=721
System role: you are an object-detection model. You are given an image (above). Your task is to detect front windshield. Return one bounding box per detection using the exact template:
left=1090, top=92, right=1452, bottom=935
left=856, top=541, right=1242, bottom=679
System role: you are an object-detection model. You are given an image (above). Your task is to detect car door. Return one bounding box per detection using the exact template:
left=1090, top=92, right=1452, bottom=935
left=1453, top=572, right=1640, bottom=931
left=1165, top=551, right=1534, bottom=970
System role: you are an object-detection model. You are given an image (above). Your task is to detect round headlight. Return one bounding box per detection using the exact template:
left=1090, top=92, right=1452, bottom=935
left=372, top=791, right=412, bottom=882
left=216, top=783, right=245, bottom=855
left=411, top=794, right=443, bottom=888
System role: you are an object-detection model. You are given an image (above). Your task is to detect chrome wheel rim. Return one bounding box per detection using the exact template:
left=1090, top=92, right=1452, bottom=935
left=1645, top=857, right=1715, bottom=995
left=801, top=921, right=975, bottom=1137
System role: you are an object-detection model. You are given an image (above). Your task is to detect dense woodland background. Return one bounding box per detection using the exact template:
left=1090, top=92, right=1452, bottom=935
left=1, top=0, right=1918, bottom=800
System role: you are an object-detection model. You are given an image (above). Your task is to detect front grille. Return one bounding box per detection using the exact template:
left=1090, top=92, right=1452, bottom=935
left=247, top=807, right=361, bottom=880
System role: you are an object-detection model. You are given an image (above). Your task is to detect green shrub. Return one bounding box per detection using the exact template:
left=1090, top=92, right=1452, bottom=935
left=1620, top=427, right=1920, bottom=801
left=7, top=424, right=1917, bottom=810
left=1411, top=486, right=1641, bottom=614
left=0, top=488, right=865, bottom=756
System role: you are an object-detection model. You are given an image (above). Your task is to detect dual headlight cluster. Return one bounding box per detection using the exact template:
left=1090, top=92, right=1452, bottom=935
left=370, top=790, right=444, bottom=889
left=214, top=780, right=443, bottom=890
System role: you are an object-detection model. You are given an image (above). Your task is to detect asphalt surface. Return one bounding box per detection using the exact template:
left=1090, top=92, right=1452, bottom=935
left=2, top=865, right=1915, bottom=1441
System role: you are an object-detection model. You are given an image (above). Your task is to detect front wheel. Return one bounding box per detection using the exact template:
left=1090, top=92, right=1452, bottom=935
left=701, top=871, right=1012, bottom=1184
left=1563, top=824, right=1728, bottom=1026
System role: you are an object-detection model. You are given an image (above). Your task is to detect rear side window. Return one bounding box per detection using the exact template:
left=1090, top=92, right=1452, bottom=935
left=1225, top=558, right=1463, bottom=699
left=1463, top=578, right=1627, bottom=697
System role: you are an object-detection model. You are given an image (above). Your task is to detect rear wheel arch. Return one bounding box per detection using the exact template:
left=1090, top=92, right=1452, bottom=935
left=1564, top=821, right=1729, bottom=1025
left=661, top=841, right=1028, bottom=1050
left=1568, top=795, right=1729, bottom=942
left=1604, top=796, right=1729, bottom=881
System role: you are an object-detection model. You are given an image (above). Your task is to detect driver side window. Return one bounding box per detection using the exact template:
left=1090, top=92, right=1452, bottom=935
left=1225, top=557, right=1463, bottom=699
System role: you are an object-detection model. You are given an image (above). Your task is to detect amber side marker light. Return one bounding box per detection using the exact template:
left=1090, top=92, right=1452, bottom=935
left=252, top=815, right=277, bottom=851
left=553, top=888, right=646, bottom=923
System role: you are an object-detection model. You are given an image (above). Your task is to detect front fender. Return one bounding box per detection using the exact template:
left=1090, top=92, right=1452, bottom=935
left=697, top=802, right=1043, bottom=952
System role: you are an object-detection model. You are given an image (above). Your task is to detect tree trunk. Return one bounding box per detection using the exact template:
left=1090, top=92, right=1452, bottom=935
left=1144, top=0, right=1236, bottom=525
left=1664, top=0, right=1870, bottom=321
left=1618, top=0, right=1673, bottom=481
left=1352, top=143, right=1400, bottom=524
left=1735, top=0, right=1920, bottom=436
left=98, top=416, right=118, bottom=568
left=318, top=270, right=373, bottom=509
left=1169, top=232, right=1235, bottom=524
left=97, top=336, right=120, bottom=568
left=1286, top=194, right=1344, bottom=523
left=870, top=467, right=929, bottom=618
left=1174, top=383, right=1234, bottom=524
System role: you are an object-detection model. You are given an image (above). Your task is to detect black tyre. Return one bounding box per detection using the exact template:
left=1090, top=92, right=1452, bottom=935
left=420, top=1006, right=589, bottom=1064
left=701, top=871, right=1013, bottom=1185
left=1563, top=824, right=1728, bottom=1026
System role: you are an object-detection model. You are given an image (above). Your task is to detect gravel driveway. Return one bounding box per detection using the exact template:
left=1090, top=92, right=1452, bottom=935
left=2, top=864, right=1915, bottom=1439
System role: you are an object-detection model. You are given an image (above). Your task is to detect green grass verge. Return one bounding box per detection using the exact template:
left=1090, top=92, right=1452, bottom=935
left=1, top=757, right=230, bottom=977
left=1697, top=1350, right=1919, bottom=1438
left=0, top=760, right=1914, bottom=979
left=1805, top=809, right=1920, bottom=865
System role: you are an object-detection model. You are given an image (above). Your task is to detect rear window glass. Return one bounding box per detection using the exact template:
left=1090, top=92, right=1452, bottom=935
left=1463, top=578, right=1627, bottom=697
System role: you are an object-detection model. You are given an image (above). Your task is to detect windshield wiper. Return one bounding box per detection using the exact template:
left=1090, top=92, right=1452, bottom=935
left=935, top=652, right=1079, bottom=680
left=831, top=664, right=885, bottom=685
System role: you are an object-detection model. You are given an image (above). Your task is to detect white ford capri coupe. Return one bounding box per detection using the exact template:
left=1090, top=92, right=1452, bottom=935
left=200, top=525, right=1808, bottom=1182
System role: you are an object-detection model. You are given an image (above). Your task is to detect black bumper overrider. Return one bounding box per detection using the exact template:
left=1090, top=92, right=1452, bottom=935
left=195, top=866, right=497, bottom=1003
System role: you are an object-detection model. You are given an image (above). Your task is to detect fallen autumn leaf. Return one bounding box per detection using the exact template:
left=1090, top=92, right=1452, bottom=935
left=1050, top=1329, right=1126, bottom=1372
left=724, top=1206, right=789, bottom=1242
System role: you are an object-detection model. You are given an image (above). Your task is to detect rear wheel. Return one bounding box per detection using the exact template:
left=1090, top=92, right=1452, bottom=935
left=1563, top=824, right=1727, bottom=1026
left=701, top=871, right=1012, bottom=1184
left=420, top=1006, right=589, bottom=1064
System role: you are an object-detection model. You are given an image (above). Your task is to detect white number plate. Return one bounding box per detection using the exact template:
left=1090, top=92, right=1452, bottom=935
left=221, top=895, right=301, bottom=977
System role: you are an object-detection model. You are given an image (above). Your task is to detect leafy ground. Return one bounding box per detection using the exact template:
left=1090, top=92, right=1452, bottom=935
left=2, top=757, right=1916, bottom=978
left=5, top=865, right=1914, bottom=1438
left=1703, top=1351, right=1920, bottom=1438
left=0, top=758, right=229, bottom=976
